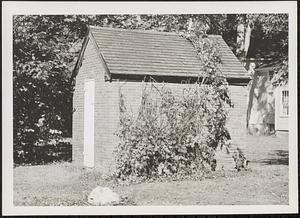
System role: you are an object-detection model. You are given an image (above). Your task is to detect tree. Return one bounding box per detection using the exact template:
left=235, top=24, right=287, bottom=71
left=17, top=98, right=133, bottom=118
left=230, top=14, right=288, bottom=85
left=13, top=15, right=77, bottom=163
left=255, top=14, right=288, bottom=86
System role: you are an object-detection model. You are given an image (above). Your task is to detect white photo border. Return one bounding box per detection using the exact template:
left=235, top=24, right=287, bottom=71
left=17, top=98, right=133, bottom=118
left=2, top=1, right=298, bottom=215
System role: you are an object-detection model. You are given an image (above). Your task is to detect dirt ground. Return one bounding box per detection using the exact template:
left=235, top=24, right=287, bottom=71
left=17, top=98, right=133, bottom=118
left=13, top=133, right=289, bottom=206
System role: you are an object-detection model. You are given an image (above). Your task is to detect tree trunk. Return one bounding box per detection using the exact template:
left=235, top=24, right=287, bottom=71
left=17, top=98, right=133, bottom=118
left=236, top=23, right=245, bottom=57
left=244, top=23, right=252, bottom=57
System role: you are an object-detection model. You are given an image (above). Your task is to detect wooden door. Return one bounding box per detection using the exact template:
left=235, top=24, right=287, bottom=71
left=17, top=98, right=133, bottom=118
left=84, top=79, right=95, bottom=167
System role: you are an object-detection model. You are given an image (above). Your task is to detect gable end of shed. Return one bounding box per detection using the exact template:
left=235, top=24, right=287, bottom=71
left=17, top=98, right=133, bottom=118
left=72, top=28, right=111, bottom=82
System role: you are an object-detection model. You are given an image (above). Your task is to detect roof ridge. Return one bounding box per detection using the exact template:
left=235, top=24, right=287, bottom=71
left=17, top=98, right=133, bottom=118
left=89, top=25, right=180, bottom=36
left=89, top=26, right=223, bottom=39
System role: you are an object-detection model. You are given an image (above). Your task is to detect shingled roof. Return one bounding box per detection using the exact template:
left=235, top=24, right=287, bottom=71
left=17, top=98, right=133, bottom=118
left=76, top=26, right=250, bottom=81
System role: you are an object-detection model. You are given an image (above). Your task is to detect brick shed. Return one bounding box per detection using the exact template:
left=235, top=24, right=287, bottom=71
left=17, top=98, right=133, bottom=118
left=72, top=26, right=251, bottom=172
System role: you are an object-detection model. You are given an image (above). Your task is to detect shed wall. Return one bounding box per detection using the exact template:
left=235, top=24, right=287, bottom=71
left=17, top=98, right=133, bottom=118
left=227, top=85, right=248, bottom=147
left=107, top=82, right=248, bottom=171
left=73, top=37, right=249, bottom=173
left=72, top=36, right=120, bottom=173
left=115, top=81, right=248, bottom=145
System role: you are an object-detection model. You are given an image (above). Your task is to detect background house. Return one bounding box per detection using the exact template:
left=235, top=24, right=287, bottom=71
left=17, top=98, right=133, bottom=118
left=72, top=26, right=251, bottom=171
left=245, top=59, right=288, bottom=135
left=241, top=21, right=289, bottom=135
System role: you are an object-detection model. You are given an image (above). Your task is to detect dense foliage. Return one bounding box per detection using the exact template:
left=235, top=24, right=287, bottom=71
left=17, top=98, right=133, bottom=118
left=115, top=33, right=233, bottom=181
left=13, top=16, right=76, bottom=164
left=234, top=14, right=288, bottom=85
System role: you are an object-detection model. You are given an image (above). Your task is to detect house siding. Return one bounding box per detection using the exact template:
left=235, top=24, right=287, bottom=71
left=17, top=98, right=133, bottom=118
left=247, top=71, right=275, bottom=135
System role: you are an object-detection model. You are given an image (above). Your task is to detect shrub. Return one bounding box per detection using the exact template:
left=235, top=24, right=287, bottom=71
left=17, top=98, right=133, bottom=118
left=115, top=82, right=232, bottom=181
left=114, top=31, right=233, bottom=181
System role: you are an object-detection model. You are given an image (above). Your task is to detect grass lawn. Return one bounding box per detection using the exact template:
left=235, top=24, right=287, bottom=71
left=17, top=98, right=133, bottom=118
left=14, top=134, right=289, bottom=206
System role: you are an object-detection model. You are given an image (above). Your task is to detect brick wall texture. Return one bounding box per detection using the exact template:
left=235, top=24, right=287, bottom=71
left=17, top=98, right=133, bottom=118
left=72, top=38, right=249, bottom=173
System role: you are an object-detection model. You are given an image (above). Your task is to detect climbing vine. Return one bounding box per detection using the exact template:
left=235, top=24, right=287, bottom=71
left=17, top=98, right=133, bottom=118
left=114, top=29, right=233, bottom=182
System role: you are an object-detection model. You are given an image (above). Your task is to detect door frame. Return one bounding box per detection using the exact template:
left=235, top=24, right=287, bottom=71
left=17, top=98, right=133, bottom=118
left=275, top=84, right=289, bottom=131
left=83, top=79, right=95, bottom=168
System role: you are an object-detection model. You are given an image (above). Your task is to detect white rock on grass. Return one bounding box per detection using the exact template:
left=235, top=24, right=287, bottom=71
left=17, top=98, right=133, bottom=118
left=87, top=186, right=120, bottom=206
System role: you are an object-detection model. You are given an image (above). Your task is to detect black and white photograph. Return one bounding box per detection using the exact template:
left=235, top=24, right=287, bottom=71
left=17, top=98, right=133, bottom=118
left=2, top=1, right=298, bottom=216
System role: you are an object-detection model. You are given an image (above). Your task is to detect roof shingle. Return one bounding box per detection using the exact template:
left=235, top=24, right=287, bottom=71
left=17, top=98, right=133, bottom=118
left=89, top=26, right=250, bottom=79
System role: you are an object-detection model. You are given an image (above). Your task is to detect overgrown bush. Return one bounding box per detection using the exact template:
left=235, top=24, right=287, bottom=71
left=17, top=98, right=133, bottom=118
left=114, top=33, right=233, bottom=181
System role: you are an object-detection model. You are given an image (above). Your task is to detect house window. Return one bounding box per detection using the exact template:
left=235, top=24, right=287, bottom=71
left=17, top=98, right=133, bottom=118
left=268, top=71, right=274, bottom=81
left=281, top=90, right=289, bottom=116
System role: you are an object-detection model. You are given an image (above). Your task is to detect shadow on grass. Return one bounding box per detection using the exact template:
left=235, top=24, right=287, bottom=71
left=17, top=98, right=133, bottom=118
left=259, top=150, right=289, bottom=165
